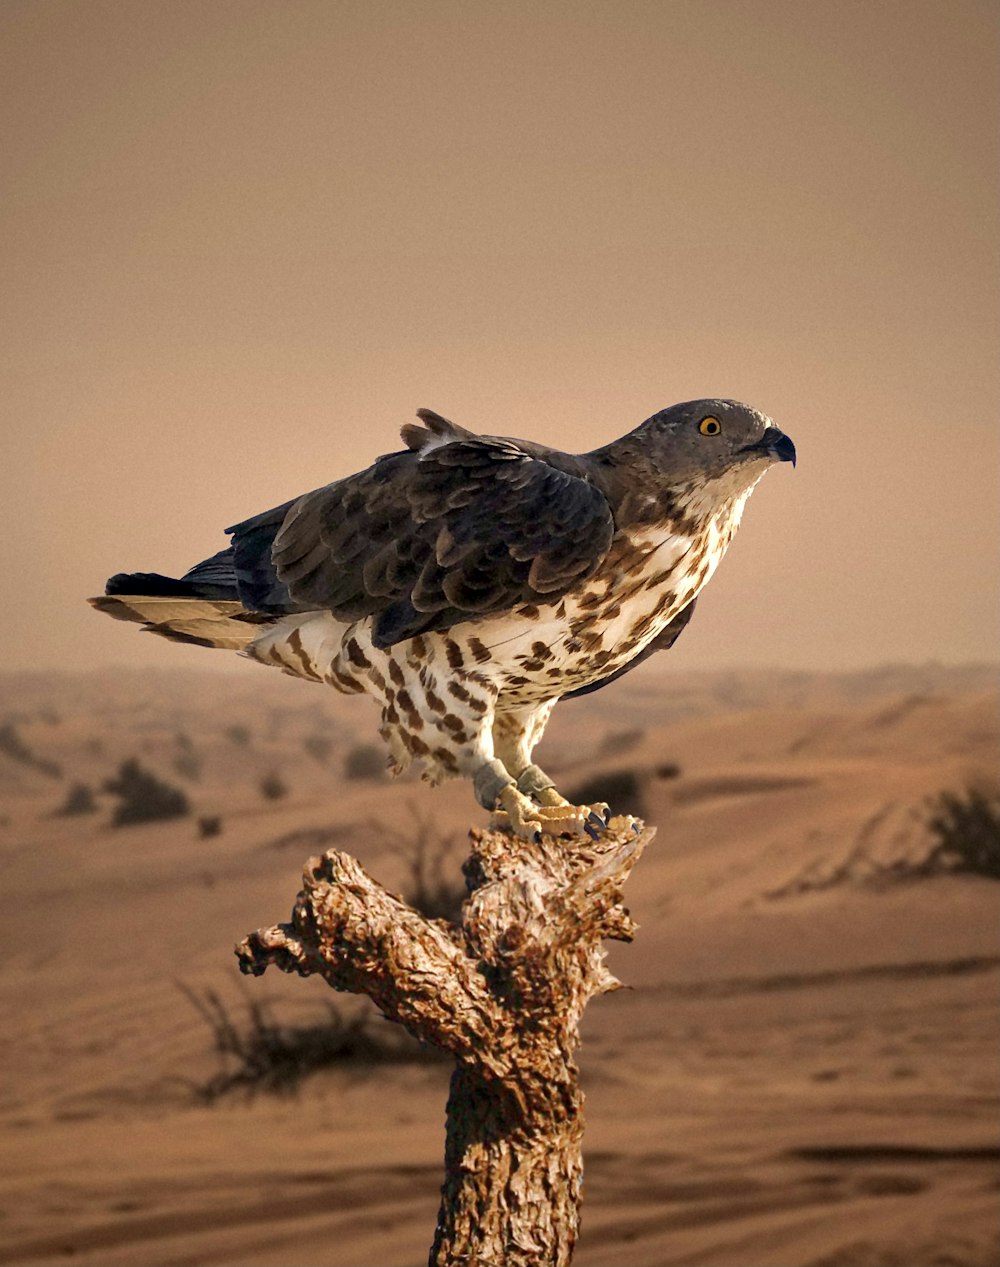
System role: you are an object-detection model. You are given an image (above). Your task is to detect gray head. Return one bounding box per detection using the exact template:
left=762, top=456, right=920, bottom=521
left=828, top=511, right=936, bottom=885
left=583, top=398, right=795, bottom=527
left=634, top=398, right=795, bottom=484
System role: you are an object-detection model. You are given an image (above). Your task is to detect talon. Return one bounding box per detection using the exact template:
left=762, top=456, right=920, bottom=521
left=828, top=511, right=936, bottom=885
left=587, top=809, right=607, bottom=830
left=585, top=822, right=601, bottom=841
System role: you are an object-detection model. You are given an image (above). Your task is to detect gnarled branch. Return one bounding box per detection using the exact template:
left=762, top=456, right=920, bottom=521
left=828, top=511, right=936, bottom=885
left=237, top=818, right=653, bottom=1266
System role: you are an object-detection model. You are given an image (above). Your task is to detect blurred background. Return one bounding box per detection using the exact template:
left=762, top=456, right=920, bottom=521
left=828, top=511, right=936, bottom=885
left=1, top=3, right=997, bottom=1266
left=1, top=0, right=997, bottom=674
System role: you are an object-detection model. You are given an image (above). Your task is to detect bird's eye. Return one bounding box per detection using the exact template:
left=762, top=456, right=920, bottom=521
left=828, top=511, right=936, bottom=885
left=699, top=416, right=721, bottom=436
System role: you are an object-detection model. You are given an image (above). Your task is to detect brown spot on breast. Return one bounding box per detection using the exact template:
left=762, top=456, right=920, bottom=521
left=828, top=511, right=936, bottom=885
left=468, top=637, right=492, bottom=664
left=579, top=631, right=604, bottom=652
left=388, top=659, right=405, bottom=687
left=521, top=659, right=545, bottom=672
left=599, top=603, right=621, bottom=621
left=441, top=714, right=468, bottom=740
left=397, top=689, right=423, bottom=730
left=577, top=591, right=603, bottom=610
left=409, top=733, right=430, bottom=757
left=410, top=635, right=428, bottom=659
left=433, top=747, right=459, bottom=773
left=425, top=686, right=446, bottom=714
left=530, top=641, right=553, bottom=662
left=444, top=639, right=465, bottom=669
left=517, top=604, right=540, bottom=619
left=447, top=681, right=471, bottom=704
left=346, top=638, right=372, bottom=669
left=367, top=666, right=387, bottom=693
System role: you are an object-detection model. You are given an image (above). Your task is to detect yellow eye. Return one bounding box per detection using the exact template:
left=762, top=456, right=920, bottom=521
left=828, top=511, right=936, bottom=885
left=699, top=416, right=721, bottom=436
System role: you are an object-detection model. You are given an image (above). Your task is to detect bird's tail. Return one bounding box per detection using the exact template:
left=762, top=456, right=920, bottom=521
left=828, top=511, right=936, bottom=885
left=89, top=576, right=272, bottom=651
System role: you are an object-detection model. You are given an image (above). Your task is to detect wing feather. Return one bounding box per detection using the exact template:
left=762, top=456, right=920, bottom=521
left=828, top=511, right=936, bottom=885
left=261, top=425, right=614, bottom=646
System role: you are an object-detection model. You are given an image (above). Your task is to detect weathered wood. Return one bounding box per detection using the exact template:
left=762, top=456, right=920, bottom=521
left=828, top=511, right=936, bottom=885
left=236, top=817, right=653, bottom=1266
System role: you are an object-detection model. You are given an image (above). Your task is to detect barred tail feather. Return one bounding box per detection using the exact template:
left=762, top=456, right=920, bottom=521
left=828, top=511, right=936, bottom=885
left=88, top=595, right=271, bottom=650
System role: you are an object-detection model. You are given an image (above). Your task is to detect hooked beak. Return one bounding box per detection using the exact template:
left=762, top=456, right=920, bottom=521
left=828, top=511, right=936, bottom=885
left=742, top=427, right=796, bottom=468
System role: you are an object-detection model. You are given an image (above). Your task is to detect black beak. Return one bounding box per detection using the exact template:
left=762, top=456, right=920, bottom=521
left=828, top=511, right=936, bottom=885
left=747, top=427, right=796, bottom=468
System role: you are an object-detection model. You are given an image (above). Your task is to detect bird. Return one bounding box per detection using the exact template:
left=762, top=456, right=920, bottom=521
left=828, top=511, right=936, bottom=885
left=90, top=399, right=795, bottom=839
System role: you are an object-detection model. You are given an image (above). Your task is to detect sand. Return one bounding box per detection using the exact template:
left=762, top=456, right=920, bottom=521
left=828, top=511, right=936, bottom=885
left=0, top=662, right=997, bottom=1266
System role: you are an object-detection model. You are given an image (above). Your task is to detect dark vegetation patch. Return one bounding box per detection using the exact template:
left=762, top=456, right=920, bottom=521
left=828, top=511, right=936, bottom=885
left=52, top=782, right=97, bottom=816
left=344, top=742, right=387, bottom=781
left=0, top=721, right=62, bottom=778
left=103, top=758, right=190, bottom=827
left=179, top=984, right=443, bottom=1101
left=770, top=784, right=1000, bottom=898
left=258, top=770, right=288, bottom=801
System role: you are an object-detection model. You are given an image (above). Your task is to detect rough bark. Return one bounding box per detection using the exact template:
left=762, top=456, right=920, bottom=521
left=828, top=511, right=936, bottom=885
left=236, top=817, right=653, bottom=1267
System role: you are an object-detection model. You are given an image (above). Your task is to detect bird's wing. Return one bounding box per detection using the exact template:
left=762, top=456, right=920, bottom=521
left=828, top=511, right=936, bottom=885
left=561, top=598, right=697, bottom=699
left=243, top=416, right=615, bottom=647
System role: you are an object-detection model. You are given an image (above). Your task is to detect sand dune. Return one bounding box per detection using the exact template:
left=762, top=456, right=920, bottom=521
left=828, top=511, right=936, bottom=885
left=0, top=665, right=997, bottom=1266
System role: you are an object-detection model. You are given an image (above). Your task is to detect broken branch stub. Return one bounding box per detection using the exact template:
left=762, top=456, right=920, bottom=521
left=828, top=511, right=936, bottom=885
left=236, top=817, right=654, bottom=1266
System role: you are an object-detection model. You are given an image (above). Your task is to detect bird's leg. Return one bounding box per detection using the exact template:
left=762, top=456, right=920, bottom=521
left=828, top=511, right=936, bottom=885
left=490, top=704, right=611, bottom=839
left=516, top=763, right=610, bottom=826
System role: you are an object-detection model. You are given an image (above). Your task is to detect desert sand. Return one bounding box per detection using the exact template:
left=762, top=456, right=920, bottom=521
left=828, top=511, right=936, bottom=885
left=0, top=661, right=997, bottom=1267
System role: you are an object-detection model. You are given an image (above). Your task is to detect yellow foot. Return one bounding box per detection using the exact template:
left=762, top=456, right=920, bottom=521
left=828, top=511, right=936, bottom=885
left=492, top=785, right=611, bottom=841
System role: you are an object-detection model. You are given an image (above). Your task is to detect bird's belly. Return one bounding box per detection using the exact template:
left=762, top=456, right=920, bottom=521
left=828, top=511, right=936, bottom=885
left=475, top=526, right=723, bottom=705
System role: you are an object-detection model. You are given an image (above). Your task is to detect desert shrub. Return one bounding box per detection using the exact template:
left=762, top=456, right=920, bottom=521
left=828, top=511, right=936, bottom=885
left=344, top=743, right=386, bottom=781
left=564, top=768, right=646, bottom=820
left=259, top=771, right=288, bottom=801
left=53, top=782, right=97, bottom=816
left=400, top=811, right=465, bottom=921
left=103, top=758, right=190, bottom=827
left=598, top=728, right=645, bottom=755
left=367, top=805, right=467, bottom=921
left=655, top=761, right=682, bottom=781
left=925, top=786, right=1000, bottom=879
left=303, top=733, right=334, bottom=764
left=198, top=815, right=223, bottom=839
left=0, top=722, right=62, bottom=778
left=179, top=984, right=441, bottom=1101
left=173, top=749, right=203, bottom=781
left=224, top=723, right=252, bottom=747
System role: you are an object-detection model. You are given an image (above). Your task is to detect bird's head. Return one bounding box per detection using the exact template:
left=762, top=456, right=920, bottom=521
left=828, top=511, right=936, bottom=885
left=637, top=399, right=796, bottom=488
left=587, top=398, right=795, bottom=528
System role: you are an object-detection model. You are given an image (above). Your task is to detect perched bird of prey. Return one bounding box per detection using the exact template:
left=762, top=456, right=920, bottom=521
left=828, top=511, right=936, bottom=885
left=90, top=399, right=795, bottom=838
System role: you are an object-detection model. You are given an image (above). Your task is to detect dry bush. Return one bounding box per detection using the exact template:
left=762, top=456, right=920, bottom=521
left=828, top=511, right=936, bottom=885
left=344, top=742, right=386, bottom=781
left=178, top=984, right=441, bottom=1102
left=368, top=804, right=467, bottom=921
left=598, top=728, right=645, bottom=755
left=0, top=721, right=62, bottom=778
left=303, top=732, right=334, bottom=764
left=224, top=723, right=252, bottom=748
left=103, top=758, right=190, bottom=827
left=925, top=785, right=1000, bottom=879
left=198, top=815, right=223, bottom=839
left=259, top=770, right=288, bottom=801
left=52, top=782, right=97, bottom=817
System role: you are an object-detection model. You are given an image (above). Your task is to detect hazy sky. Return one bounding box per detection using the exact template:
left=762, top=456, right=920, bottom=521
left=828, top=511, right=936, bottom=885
left=2, top=0, right=997, bottom=675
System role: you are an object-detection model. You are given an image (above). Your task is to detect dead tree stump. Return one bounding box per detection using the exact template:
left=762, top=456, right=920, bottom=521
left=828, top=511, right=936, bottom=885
left=236, top=817, right=653, bottom=1266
